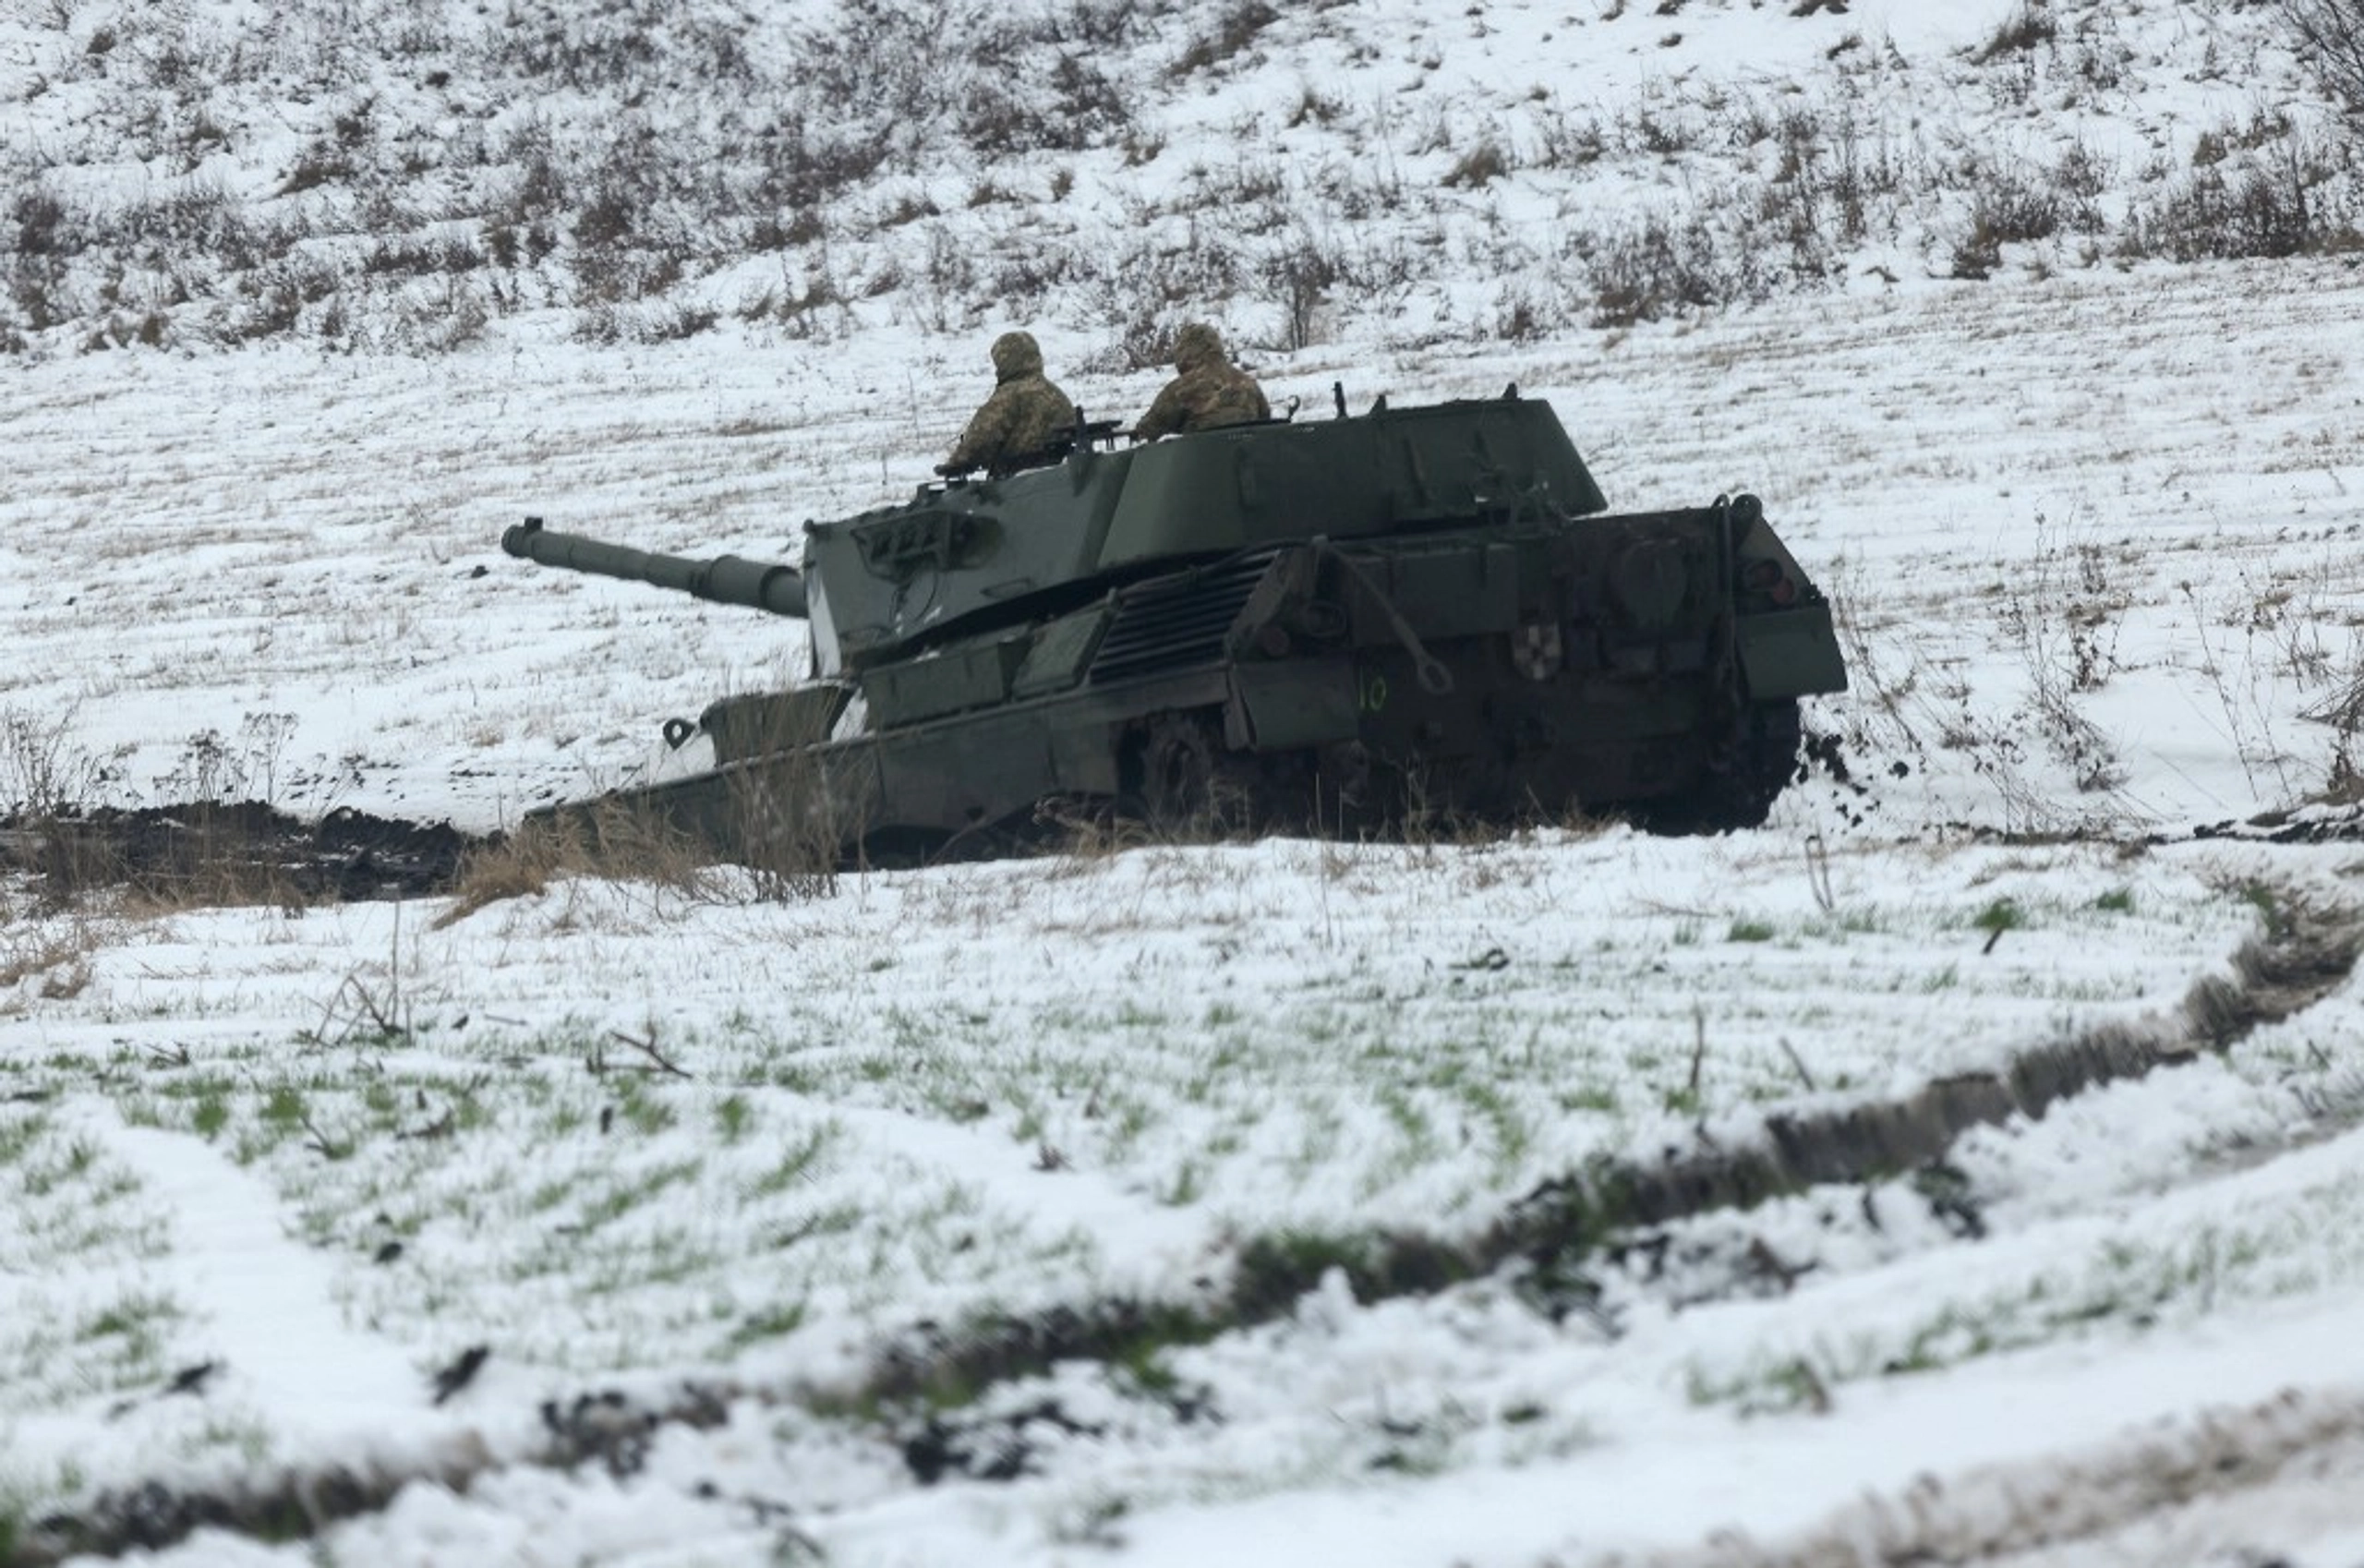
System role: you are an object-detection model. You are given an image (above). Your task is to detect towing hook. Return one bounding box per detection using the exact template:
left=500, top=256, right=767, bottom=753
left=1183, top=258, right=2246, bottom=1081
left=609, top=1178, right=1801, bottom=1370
left=661, top=717, right=697, bottom=751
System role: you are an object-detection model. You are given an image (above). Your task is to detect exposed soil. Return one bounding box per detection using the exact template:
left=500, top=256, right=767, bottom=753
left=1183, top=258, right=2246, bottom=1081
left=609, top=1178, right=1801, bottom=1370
left=0, top=802, right=483, bottom=907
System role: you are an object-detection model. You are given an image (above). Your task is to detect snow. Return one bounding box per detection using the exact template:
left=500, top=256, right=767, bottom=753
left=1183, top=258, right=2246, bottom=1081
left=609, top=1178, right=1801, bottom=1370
left=5, top=0, right=2364, bottom=1563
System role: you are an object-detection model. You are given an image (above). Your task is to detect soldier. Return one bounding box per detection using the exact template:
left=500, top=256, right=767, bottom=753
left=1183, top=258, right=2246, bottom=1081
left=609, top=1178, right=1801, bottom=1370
left=1132, top=322, right=1271, bottom=440
left=941, top=331, right=1078, bottom=476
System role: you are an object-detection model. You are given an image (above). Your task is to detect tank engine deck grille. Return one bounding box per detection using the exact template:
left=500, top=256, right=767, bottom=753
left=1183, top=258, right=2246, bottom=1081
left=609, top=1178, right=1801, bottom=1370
left=1089, top=549, right=1280, bottom=684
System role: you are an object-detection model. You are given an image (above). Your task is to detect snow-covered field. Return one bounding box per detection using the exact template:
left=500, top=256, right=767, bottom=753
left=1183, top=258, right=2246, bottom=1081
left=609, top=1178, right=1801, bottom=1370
left=6, top=0, right=2364, bottom=1564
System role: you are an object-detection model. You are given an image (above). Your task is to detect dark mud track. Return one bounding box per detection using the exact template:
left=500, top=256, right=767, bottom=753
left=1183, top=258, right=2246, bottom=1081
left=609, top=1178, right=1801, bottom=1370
left=0, top=802, right=482, bottom=905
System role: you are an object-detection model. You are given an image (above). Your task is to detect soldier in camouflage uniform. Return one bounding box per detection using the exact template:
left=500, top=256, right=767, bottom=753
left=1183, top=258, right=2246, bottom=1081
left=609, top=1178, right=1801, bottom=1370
left=1132, top=322, right=1271, bottom=441
left=942, top=331, right=1078, bottom=476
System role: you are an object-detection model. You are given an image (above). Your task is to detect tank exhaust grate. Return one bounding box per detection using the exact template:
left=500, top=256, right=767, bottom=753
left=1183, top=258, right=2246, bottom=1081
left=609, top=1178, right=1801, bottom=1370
left=1089, top=550, right=1280, bottom=683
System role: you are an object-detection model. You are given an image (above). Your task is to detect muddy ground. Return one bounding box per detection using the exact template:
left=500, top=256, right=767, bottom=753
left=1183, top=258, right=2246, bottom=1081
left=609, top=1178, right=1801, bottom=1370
left=0, top=802, right=481, bottom=907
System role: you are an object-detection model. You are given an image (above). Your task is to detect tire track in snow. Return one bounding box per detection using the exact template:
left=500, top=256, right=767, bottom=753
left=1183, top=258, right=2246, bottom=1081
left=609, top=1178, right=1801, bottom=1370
left=81, top=1113, right=431, bottom=1429
left=16, top=889, right=2354, bottom=1563
left=848, top=887, right=2360, bottom=1410
left=1625, top=1384, right=2364, bottom=1568
left=14, top=1106, right=507, bottom=1565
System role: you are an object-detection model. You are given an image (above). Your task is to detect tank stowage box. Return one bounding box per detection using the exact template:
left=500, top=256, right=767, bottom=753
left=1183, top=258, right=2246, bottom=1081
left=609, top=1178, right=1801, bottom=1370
left=501, top=389, right=1846, bottom=861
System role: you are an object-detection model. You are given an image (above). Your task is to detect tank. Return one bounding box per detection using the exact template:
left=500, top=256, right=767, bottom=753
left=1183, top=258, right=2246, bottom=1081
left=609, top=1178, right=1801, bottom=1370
left=501, top=387, right=1847, bottom=862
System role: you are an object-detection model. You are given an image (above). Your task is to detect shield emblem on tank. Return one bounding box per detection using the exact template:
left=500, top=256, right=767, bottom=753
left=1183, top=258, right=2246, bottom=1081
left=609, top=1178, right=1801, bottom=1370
left=1512, top=620, right=1563, bottom=681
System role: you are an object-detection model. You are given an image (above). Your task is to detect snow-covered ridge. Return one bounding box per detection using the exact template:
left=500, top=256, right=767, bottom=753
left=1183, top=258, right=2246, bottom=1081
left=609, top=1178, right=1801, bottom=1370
left=1, top=0, right=2353, bottom=359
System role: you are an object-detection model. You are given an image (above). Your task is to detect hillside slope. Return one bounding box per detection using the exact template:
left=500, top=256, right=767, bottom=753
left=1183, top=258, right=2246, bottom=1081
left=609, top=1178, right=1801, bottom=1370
left=2, top=0, right=2356, bottom=362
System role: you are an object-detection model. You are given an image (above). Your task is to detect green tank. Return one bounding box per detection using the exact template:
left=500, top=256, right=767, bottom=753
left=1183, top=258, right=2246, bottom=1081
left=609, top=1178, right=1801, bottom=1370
left=501, top=388, right=1846, bottom=862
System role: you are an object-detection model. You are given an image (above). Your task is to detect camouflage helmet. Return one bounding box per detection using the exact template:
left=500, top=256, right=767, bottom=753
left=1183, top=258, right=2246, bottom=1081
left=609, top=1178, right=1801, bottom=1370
left=989, top=330, right=1046, bottom=382
left=1171, top=321, right=1224, bottom=373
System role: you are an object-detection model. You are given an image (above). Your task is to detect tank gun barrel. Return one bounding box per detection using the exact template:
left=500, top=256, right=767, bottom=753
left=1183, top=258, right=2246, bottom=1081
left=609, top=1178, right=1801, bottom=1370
left=501, top=517, right=808, bottom=619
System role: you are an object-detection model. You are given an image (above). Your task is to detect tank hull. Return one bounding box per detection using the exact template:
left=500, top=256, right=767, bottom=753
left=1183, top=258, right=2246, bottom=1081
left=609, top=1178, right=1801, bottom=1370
left=528, top=487, right=1845, bottom=860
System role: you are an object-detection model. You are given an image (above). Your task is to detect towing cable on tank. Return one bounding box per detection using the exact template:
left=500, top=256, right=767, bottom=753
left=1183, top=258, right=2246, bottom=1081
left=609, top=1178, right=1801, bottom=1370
left=1315, top=537, right=1456, bottom=695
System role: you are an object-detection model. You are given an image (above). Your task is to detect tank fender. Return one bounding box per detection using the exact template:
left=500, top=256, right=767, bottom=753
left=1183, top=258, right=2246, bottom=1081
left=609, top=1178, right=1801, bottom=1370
left=1736, top=604, right=1850, bottom=698
left=1224, top=658, right=1360, bottom=752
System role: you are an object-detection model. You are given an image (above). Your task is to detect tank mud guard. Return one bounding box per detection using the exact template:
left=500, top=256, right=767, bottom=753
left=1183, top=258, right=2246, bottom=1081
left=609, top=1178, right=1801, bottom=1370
left=1224, top=657, right=1359, bottom=752
left=1736, top=603, right=1849, bottom=699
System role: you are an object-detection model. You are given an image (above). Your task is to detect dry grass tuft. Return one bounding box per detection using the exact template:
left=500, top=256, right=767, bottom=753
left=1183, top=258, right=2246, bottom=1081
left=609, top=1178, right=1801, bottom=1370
left=435, top=802, right=724, bottom=927
left=1, top=921, right=107, bottom=998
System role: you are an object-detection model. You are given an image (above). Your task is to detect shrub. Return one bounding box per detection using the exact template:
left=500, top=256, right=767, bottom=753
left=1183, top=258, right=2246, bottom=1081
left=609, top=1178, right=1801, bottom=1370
left=1262, top=235, right=1342, bottom=350
left=10, top=185, right=71, bottom=258
left=1975, top=5, right=2057, bottom=66
left=2126, top=149, right=2344, bottom=261
left=1442, top=141, right=1510, bottom=188
left=959, top=54, right=1130, bottom=155
left=2271, top=0, right=2364, bottom=114
left=1175, top=0, right=1278, bottom=76
left=1580, top=212, right=1754, bottom=326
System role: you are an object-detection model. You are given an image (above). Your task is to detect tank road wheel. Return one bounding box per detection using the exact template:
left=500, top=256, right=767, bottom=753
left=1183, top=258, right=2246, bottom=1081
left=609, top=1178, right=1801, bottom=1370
left=1704, top=700, right=1803, bottom=832
left=1730, top=698, right=1805, bottom=826
left=1632, top=699, right=1803, bottom=835
left=1132, top=711, right=1242, bottom=839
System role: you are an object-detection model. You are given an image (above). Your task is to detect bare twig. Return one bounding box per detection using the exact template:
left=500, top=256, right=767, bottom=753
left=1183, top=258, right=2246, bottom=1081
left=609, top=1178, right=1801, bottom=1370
left=1687, top=1002, right=1707, bottom=1100
left=350, top=976, right=407, bottom=1042
left=1778, top=1036, right=1818, bottom=1092
left=1637, top=898, right=1719, bottom=920
left=608, top=1027, right=693, bottom=1080
left=1804, top=833, right=1836, bottom=915
left=397, top=1107, right=454, bottom=1141
left=304, top=971, right=412, bottom=1048
left=299, top=1110, right=347, bottom=1161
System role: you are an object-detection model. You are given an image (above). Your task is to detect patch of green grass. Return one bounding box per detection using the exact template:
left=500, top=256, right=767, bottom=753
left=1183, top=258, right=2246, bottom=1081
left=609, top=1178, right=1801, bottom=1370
left=576, top=1158, right=701, bottom=1231
left=721, top=1301, right=807, bottom=1356
left=614, top=1080, right=676, bottom=1136
left=1232, top=1228, right=1374, bottom=1318
left=0, top=1110, right=52, bottom=1169
left=2094, top=887, right=2135, bottom=913
left=75, top=1289, right=182, bottom=1387
left=1159, top=1160, right=1205, bottom=1206
left=1727, top=919, right=1777, bottom=944
left=19, top=1135, right=100, bottom=1200
left=1972, top=898, right=2026, bottom=934
left=934, top=1092, right=992, bottom=1123
left=1459, top=1080, right=1532, bottom=1174
left=260, top=1084, right=306, bottom=1132
left=2235, top=879, right=2293, bottom=938
left=1557, top=1084, right=1618, bottom=1114
left=715, top=1092, right=754, bottom=1143
left=748, top=1123, right=837, bottom=1200
left=1115, top=1340, right=1181, bottom=1398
